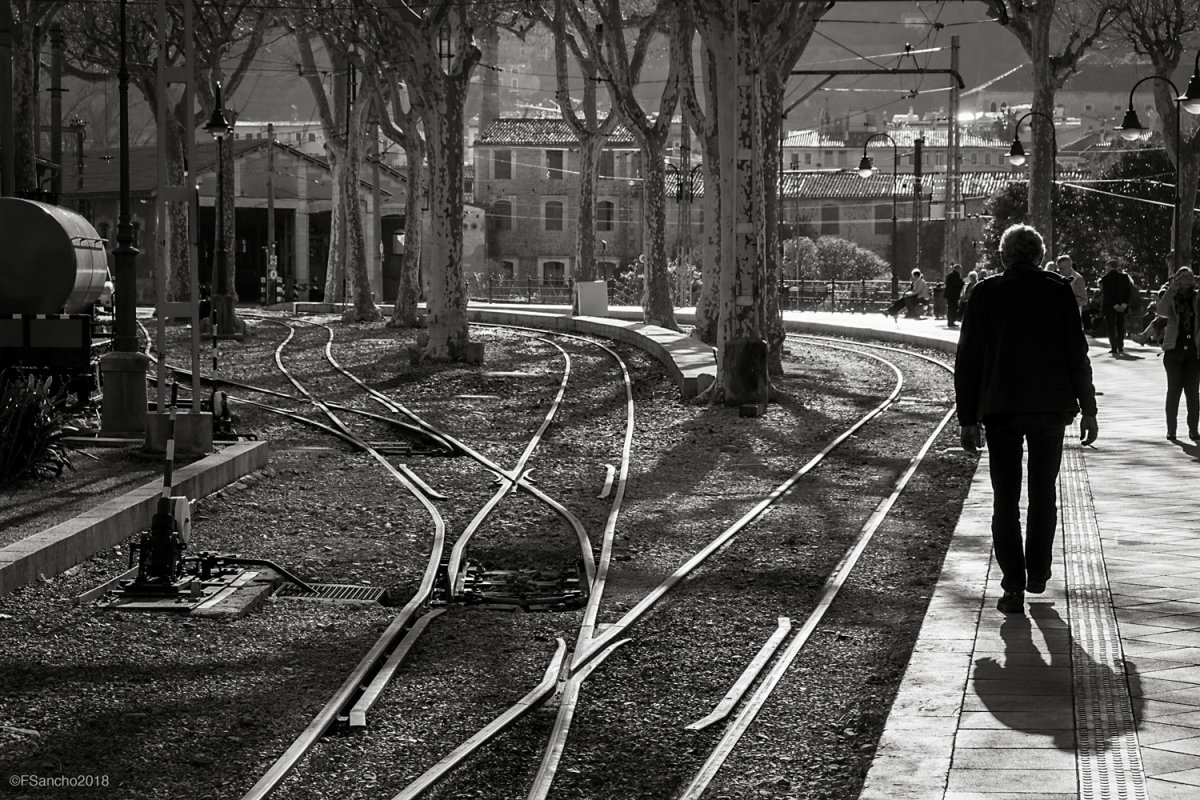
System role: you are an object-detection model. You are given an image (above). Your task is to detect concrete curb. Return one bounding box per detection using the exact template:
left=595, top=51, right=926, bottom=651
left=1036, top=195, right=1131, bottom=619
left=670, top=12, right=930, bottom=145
left=0, top=441, right=269, bottom=598
left=468, top=308, right=718, bottom=400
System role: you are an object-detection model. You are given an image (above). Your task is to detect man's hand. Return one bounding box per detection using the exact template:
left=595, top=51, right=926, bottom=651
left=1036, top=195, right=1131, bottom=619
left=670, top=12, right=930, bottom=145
left=961, top=424, right=983, bottom=453
left=1080, top=414, right=1099, bottom=445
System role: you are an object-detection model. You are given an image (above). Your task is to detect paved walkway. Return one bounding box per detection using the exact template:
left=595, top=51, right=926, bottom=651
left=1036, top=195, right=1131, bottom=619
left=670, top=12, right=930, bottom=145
left=845, top=315, right=1200, bottom=800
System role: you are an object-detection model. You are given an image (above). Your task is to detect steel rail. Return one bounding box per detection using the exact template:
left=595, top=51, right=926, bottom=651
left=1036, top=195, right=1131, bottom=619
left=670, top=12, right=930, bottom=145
left=521, top=340, right=903, bottom=800
left=444, top=337, right=576, bottom=594
left=679, top=340, right=956, bottom=799
left=525, top=332, right=636, bottom=800
left=568, top=342, right=904, bottom=675
left=389, top=639, right=568, bottom=800
left=373, top=322, right=636, bottom=800
left=261, top=317, right=595, bottom=574
left=239, top=320, right=449, bottom=800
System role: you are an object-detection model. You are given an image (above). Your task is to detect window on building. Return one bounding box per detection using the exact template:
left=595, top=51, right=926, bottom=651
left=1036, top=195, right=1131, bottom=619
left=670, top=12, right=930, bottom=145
left=837, top=151, right=847, bottom=166
left=308, top=133, right=317, bottom=142
left=500, top=260, right=516, bottom=280
left=971, top=151, right=978, bottom=165
left=544, top=199, right=564, bottom=231
left=984, top=152, right=992, bottom=166
left=597, top=200, right=616, bottom=232
left=546, top=149, right=565, bottom=180
left=493, top=149, right=513, bottom=180
left=804, top=152, right=812, bottom=165
left=790, top=153, right=799, bottom=170
left=821, top=204, right=839, bottom=236
left=599, top=149, right=616, bottom=179
left=1084, top=103, right=1094, bottom=112
left=491, top=199, right=513, bottom=231
left=874, top=204, right=892, bottom=235
left=542, top=260, right=567, bottom=286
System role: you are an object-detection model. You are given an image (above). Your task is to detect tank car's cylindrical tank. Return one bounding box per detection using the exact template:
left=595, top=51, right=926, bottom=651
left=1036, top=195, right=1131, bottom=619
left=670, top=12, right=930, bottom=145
left=0, top=198, right=109, bottom=315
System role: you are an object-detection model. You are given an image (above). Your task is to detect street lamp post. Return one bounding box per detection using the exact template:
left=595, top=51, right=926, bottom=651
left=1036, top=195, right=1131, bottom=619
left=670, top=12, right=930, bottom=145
left=204, top=82, right=235, bottom=336
left=857, top=132, right=900, bottom=298
left=1118, top=75, right=1183, bottom=279
left=99, top=0, right=148, bottom=438
left=1006, top=110, right=1058, bottom=256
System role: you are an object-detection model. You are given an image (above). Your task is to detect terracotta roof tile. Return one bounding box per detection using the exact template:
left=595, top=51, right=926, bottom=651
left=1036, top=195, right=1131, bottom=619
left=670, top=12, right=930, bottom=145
left=476, top=117, right=638, bottom=147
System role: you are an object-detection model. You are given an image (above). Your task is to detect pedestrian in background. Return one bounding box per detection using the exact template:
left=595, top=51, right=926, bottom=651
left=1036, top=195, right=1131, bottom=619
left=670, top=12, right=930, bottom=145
left=1100, top=258, right=1136, bottom=355
left=960, top=270, right=979, bottom=323
left=956, top=224, right=1098, bottom=615
left=944, top=263, right=964, bottom=328
left=1055, top=254, right=1088, bottom=313
left=883, top=268, right=931, bottom=319
left=1157, top=266, right=1200, bottom=441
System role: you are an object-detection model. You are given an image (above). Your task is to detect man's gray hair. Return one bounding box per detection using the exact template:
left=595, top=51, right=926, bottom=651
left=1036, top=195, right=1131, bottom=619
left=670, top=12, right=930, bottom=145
left=999, top=224, right=1046, bottom=267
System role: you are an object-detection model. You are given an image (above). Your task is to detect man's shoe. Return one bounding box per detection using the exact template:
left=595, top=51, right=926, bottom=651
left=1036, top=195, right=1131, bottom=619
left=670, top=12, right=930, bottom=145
left=1190, top=430, right=1199, bottom=441
left=1168, top=432, right=1178, bottom=441
left=1027, top=577, right=1048, bottom=594
left=997, top=591, right=1025, bottom=614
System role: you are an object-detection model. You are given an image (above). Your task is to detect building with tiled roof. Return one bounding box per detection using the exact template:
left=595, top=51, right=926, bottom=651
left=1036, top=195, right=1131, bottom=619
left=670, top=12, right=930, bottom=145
left=475, top=117, right=639, bottom=148
left=781, top=126, right=1016, bottom=173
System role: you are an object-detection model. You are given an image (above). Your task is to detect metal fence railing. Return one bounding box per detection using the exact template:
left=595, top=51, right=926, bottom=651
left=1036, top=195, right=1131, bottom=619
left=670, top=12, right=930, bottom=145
left=466, top=276, right=912, bottom=312
left=780, top=279, right=899, bottom=313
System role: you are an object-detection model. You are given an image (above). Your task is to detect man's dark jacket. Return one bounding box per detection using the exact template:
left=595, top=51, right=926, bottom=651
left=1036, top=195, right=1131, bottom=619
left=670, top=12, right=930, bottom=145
left=944, top=269, right=964, bottom=301
left=955, top=263, right=1097, bottom=426
left=1099, top=269, right=1134, bottom=310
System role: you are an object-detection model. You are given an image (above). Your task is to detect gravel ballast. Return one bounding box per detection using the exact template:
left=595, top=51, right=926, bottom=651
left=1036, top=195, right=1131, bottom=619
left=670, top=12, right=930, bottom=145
left=0, top=317, right=975, bottom=800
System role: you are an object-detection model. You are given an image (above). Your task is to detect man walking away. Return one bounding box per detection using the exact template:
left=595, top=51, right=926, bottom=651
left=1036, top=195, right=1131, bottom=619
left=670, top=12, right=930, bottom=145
left=1055, top=254, right=1088, bottom=313
left=956, top=224, right=1099, bottom=615
left=944, top=263, right=964, bottom=328
left=1100, top=258, right=1135, bottom=355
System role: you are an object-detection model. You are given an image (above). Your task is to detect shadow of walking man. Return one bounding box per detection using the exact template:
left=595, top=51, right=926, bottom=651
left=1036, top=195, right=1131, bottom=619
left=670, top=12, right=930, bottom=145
left=972, top=601, right=1143, bottom=756
left=973, top=602, right=1076, bottom=751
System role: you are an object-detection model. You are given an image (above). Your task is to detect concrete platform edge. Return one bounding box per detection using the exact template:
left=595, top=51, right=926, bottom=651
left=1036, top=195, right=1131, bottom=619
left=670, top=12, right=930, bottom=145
left=0, top=441, right=269, bottom=599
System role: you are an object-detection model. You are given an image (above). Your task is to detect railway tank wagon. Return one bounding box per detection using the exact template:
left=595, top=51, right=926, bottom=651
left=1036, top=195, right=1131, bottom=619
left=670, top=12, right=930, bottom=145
left=0, top=197, right=111, bottom=400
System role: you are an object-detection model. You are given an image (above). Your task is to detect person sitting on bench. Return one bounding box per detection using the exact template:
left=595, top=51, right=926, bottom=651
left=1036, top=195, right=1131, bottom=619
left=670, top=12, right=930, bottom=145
left=884, top=268, right=931, bottom=319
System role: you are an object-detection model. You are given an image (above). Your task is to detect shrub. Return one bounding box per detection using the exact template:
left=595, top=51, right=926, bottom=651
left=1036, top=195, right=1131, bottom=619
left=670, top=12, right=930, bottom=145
left=0, top=370, right=79, bottom=486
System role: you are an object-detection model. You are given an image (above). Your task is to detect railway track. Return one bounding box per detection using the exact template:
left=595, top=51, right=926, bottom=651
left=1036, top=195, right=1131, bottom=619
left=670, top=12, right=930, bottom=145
left=210, top=315, right=639, bottom=799
left=130, top=315, right=962, bottom=799
left=374, top=333, right=960, bottom=799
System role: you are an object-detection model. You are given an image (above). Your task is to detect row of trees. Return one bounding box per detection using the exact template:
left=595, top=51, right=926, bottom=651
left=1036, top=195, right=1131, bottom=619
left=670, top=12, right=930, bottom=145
left=3, top=1, right=1198, bottom=392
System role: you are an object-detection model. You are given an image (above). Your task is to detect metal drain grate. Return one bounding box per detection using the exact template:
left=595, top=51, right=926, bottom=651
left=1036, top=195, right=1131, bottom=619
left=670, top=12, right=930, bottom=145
left=274, top=583, right=385, bottom=603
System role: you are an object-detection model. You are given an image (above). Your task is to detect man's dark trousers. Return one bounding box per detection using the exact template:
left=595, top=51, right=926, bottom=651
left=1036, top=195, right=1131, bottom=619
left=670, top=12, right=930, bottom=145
left=1105, top=310, right=1126, bottom=353
left=945, top=290, right=962, bottom=326
left=984, top=412, right=1067, bottom=592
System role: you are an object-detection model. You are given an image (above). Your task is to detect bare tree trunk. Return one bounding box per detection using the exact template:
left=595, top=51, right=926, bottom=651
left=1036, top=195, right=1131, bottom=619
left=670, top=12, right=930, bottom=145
left=1180, top=153, right=1198, bottom=269
left=576, top=134, right=604, bottom=286
left=391, top=132, right=425, bottom=328
left=640, top=138, right=678, bottom=330
left=690, top=41, right=721, bottom=345
left=341, top=97, right=380, bottom=322
left=422, top=78, right=473, bottom=361
left=715, top=6, right=765, bottom=403
left=759, top=74, right=785, bottom=376
left=1029, top=58, right=1056, bottom=254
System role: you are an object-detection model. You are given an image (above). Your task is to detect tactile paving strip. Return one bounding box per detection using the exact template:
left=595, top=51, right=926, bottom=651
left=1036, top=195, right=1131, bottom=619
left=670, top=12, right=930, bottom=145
left=1061, top=443, right=1147, bottom=800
